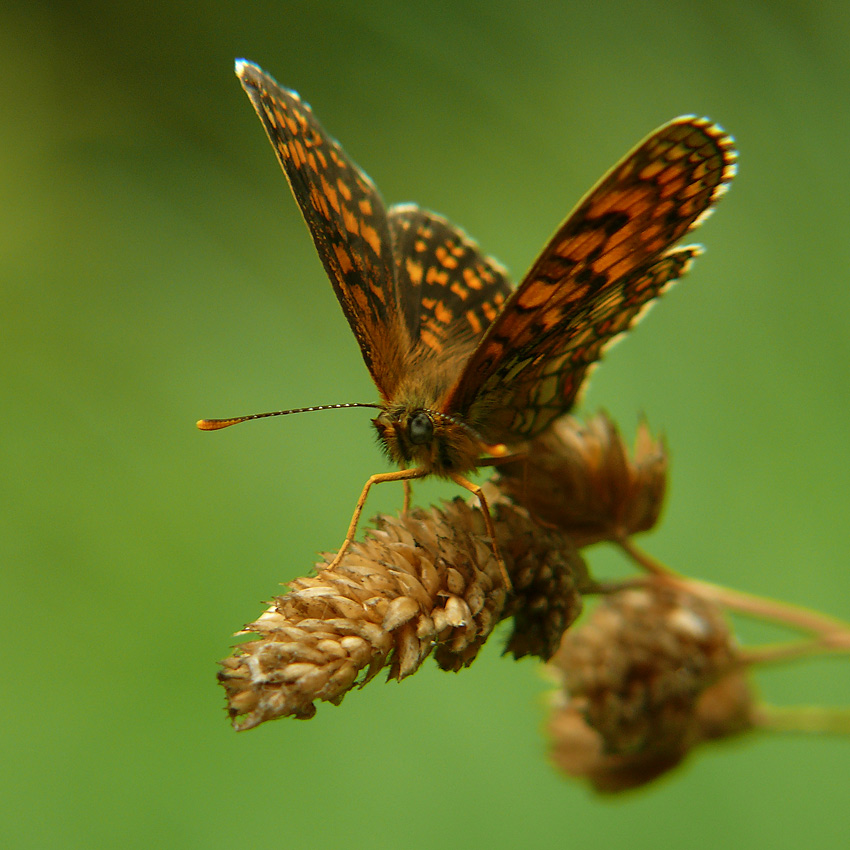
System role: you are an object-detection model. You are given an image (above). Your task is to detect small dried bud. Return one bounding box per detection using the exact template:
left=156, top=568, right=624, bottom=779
left=547, top=582, right=755, bottom=792
left=220, top=496, right=586, bottom=729
left=496, top=413, right=667, bottom=547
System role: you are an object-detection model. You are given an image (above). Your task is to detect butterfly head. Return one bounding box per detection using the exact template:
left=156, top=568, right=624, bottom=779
left=373, top=404, right=487, bottom=477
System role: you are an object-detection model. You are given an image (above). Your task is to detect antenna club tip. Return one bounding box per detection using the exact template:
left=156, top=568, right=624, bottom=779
left=196, top=419, right=232, bottom=431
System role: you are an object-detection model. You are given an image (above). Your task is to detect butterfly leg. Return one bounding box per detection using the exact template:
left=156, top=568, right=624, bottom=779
left=324, top=467, right=428, bottom=572
left=402, top=478, right=412, bottom=514
left=479, top=452, right=531, bottom=515
left=477, top=451, right=527, bottom=470
left=449, top=473, right=512, bottom=593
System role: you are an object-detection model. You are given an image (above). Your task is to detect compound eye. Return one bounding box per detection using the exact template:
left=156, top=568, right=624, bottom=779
left=408, top=411, right=434, bottom=445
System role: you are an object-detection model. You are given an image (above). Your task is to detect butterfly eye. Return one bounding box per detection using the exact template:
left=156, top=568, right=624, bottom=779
left=408, top=411, right=434, bottom=445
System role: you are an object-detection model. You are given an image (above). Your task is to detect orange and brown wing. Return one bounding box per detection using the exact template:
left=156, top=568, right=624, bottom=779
left=388, top=204, right=513, bottom=354
left=236, top=60, right=410, bottom=399
left=441, top=116, right=736, bottom=441
left=471, top=245, right=700, bottom=439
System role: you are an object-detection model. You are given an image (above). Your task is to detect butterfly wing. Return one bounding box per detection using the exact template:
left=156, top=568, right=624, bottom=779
left=236, top=60, right=411, bottom=399
left=472, top=245, right=700, bottom=439
left=388, top=204, right=514, bottom=354
left=441, top=116, right=736, bottom=441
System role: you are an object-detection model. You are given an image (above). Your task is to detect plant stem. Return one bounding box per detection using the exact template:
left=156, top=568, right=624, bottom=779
left=618, top=537, right=850, bottom=644
left=756, top=704, right=850, bottom=735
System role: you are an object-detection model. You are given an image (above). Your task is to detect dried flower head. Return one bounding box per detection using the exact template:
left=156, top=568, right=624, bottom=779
left=547, top=582, right=756, bottom=792
left=219, top=496, right=587, bottom=730
left=497, top=413, right=667, bottom=547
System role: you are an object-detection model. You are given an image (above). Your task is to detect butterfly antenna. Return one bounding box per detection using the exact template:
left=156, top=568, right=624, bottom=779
left=197, top=403, right=382, bottom=431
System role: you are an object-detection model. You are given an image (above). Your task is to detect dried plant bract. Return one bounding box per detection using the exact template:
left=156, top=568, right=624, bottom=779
left=547, top=583, right=755, bottom=792
left=497, top=414, right=667, bottom=547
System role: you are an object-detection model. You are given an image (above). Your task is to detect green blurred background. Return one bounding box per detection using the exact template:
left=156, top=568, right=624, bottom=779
left=3, top=0, right=849, bottom=846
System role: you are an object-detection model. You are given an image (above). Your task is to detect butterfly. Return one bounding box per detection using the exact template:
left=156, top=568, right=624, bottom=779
left=199, top=60, right=736, bottom=588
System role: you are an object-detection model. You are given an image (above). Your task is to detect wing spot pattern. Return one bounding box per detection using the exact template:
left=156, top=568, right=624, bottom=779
left=320, top=175, right=340, bottom=214
left=450, top=281, right=468, bottom=300
left=333, top=243, right=354, bottom=275
left=405, top=257, right=423, bottom=285
left=335, top=178, right=352, bottom=201
left=426, top=266, right=449, bottom=286
left=361, top=221, right=382, bottom=256
left=342, top=205, right=359, bottom=236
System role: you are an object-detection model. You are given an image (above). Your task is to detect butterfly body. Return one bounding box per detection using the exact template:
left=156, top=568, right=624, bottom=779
left=372, top=401, right=495, bottom=478
left=202, top=60, right=736, bottom=584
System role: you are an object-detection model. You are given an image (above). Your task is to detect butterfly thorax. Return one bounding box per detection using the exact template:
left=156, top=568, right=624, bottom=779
left=373, top=401, right=486, bottom=477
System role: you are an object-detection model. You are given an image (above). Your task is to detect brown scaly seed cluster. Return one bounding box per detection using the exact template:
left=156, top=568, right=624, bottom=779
left=219, top=494, right=588, bottom=730
left=547, top=582, right=756, bottom=793
left=497, top=413, right=667, bottom=547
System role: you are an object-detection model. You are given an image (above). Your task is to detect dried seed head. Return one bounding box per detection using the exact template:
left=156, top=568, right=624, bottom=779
left=496, top=413, right=667, bottom=547
left=547, top=582, right=755, bottom=792
left=481, top=483, right=589, bottom=661
left=219, top=496, right=586, bottom=730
